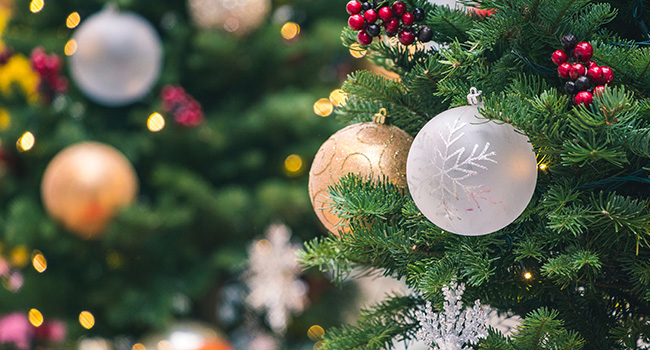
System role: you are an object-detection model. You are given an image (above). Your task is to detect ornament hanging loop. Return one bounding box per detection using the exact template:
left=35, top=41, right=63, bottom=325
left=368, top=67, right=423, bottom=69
left=467, top=87, right=483, bottom=105
left=373, top=108, right=390, bottom=124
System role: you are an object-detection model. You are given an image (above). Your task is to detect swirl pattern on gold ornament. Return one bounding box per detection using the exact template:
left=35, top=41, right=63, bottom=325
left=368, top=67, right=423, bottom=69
left=41, top=142, right=138, bottom=239
left=308, top=121, right=412, bottom=235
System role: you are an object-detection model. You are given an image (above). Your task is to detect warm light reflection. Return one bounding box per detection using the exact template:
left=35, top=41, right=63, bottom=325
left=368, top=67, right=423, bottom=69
left=313, top=98, right=333, bottom=117
left=284, top=154, right=303, bottom=175
left=64, top=39, right=77, bottom=56
left=28, top=308, right=43, bottom=327
left=0, top=109, right=10, bottom=131
left=524, top=272, right=532, bottom=280
left=10, top=246, right=29, bottom=268
left=29, top=0, right=44, bottom=13
left=32, top=251, right=47, bottom=273
left=106, top=250, right=124, bottom=270
left=329, top=89, right=347, bottom=107
left=157, top=340, right=172, bottom=350
left=147, top=112, right=165, bottom=132
left=17, top=131, right=35, bottom=151
left=538, top=163, right=548, bottom=171
left=132, top=344, right=146, bottom=350
left=255, top=239, right=272, bottom=254
left=79, top=311, right=95, bottom=329
left=313, top=341, right=324, bottom=350
left=66, top=12, right=80, bottom=28
left=281, top=22, right=300, bottom=40
left=307, top=325, right=325, bottom=340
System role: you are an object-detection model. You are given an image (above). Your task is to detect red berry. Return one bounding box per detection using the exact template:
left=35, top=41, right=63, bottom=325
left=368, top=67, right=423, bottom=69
left=392, top=1, right=407, bottom=16
left=600, top=66, right=614, bottom=84
left=364, top=9, right=378, bottom=23
left=573, top=42, right=593, bottom=62
left=348, top=14, right=366, bottom=30
left=384, top=17, right=400, bottom=33
left=551, top=50, right=568, bottom=66
left=358, top=30, right=373, bottom=45
left=593, top=85, right=606, bottom=96
left=378, top=6, right=393, bottom=21
left=574, top=91, right=593, bottom=106
left=347, top=0, right=362, bottom=15
left=569, top=63, right=586, bottom=80
left=398, top=30, right=415, bottom=45
left=402, top=12, right=415, bottom=26
left=586, top=66, right=603, bottom=83
left=585, top=60, right=598, bottom=69
left=558, top=62, right=572, bottom=79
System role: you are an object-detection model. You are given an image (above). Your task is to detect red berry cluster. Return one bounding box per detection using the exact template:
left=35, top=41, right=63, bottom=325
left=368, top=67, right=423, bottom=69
left=346, top=0, right=433, bottom=46
left=30, top=47, right=68, bottom=102
left=161, top=85, right=204, bottom=127
left=552, top=34, right=613, bottom=106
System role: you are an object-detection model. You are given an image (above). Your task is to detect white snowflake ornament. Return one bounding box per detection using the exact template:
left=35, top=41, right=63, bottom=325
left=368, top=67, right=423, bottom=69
left=415, top=281, right=489, bottom=350
left=406, top=92, right=537, bottom=236
left=244, top=223, right=308, bottom=334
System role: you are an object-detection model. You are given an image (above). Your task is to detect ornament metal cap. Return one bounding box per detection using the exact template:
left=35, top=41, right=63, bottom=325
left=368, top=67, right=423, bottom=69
left=467, top=87, right=483, bottom=105
left=373, top=108, right=389, bottom=124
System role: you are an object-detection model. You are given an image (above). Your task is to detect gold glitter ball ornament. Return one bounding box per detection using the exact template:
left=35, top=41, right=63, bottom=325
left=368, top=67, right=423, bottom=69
left=308, top=111, right=413, bottom=235
left=187, top=0, right=270, bottom=35
left=41, top=142, right=138, bottom=239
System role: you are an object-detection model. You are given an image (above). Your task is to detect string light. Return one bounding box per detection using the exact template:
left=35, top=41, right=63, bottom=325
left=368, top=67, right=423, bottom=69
left=32, top=250, right=47, bottom=273
left=64, top=39, right=77, bottom=56
left=313, top=98, right=333, bottom=117
left=29, top=0, right=44, bottom=13
left=17, top=131, right=35, bottom=151
left=66, top=12, right=80, bottom=28
left=281, top=22, right=300, bottom=40
left=329, top=89, right=347, bottom=107
left=538, top=163, right=548, bottom=170
left=28, top=308, right=43, bottom=327
left=524, top=272, right=532, bottom=280
left=349, top=43, right=366, bottom=58
left=284, top=154, right=304, bottom=176
left=79, top=311, right=95, bottom=329
left=307, top=325, right=325, bottom=341
left=147, top=112, right=165, bottom=132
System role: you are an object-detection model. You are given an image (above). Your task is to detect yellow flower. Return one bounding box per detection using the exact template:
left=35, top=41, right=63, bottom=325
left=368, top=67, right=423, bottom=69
left=0, top=54, right=39, bottom=101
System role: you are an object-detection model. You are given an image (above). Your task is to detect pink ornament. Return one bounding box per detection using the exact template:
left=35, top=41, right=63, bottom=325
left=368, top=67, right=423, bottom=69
left=0, top=313, right=34, bottom=350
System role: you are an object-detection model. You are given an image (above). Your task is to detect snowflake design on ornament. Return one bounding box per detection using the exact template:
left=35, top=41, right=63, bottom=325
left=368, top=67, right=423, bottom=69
left=244, top=223, right=308, bottom=334
left=420, top=118, right=496, bottom=218
left=414, top=281, right=489, bottom=350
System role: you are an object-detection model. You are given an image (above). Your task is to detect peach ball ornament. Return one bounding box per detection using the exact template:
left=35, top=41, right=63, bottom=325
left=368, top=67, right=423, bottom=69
left=41, top=142, right=138, bottom=239
left=308, top=109, right=413, bottom=235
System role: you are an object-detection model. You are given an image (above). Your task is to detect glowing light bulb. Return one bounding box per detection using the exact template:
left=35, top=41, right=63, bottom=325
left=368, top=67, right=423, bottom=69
left=28, top=309, right=43, bottom=327
left=307, top=325, right=325, bottom=340
left=313, top=98, right=333, bottom=117
left=32, top=251, right=47, bottom=273
left=147, top=112, right=165, bottom=132
left=284, top=154, right=304, bottom=176
left=281, top=22, right=300, bottom=40
left=30, top=0, right=44, bottom=13
left=329, top=89, right=347, bottom=107
left=66, top=12, right=80, bottom=28
left=79, top=311, right=95, bottom=329
left=17, top=132, right=35, bottom=151
left=524, top=272, right=532, bottom=280
left=132, top=344, right=146, bottom=350
left=538, top=163, right=548, bottom=170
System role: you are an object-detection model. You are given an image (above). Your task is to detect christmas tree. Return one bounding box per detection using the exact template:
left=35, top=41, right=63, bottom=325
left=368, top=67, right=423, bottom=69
left=0, top=0, right=357, bottom=347
left=300, top=0, right=650, bottom=349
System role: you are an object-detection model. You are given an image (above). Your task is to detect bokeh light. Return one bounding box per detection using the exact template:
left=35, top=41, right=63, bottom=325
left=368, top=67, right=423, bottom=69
left=64, top=39, right=77, bottom=56
left=66, top=12, right=80, bottom=28
left=28, top=308, right=43, bottom=327
left=17, top=131, right=35, bottom=151
left=281, top=22, right=300, bottom=40
left=524, top=272, right=532, bottom=280
left=10, top=246, right=29, bottom=268
left=132, top=343, right=146, bottom=350
left=284, top=154, right=304, bottom=176
left=329, top=89, right=347, bottom=107
left=538, top=163, right=548, bottom=171
left=32, top=251, right=47, bottom=273
left=29, top=0, right=44, bottom=13
left=349, top=43, right=366, bottom=58
left=79, top=311, right=95, bottom=329
left=157, top=340, right=172, bottom=350
left=313, top=98, right=333, bottom=117
left=147, top=112, right=165, bottom=132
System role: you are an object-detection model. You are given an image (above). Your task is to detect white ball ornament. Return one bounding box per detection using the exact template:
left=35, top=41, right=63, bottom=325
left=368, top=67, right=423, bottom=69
left=68, top=7, right=163, bottom=106
left=406, top=91, right=537, bottom=236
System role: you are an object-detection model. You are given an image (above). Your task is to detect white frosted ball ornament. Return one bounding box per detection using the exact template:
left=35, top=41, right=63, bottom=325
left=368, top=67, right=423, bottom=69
left=69, top=7, right=162, bottom=106
left=406, top=97, right=537, bottom=236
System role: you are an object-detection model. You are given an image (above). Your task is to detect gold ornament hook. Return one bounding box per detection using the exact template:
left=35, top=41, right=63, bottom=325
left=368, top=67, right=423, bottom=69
left=373, top=108, right=389, bottom=124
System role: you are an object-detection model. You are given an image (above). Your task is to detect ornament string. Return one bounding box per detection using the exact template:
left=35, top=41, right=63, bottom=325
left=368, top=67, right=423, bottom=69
left=576, top=164, right=650, bottom=191
left=634, top=0, right=650, bottom=40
